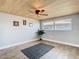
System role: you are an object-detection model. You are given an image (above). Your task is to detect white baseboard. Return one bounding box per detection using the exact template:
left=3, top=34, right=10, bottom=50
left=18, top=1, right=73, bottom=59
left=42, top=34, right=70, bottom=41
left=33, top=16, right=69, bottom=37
left=43, top=38, right=79, bottom=48
left=0, top=39, right=38, bottom=50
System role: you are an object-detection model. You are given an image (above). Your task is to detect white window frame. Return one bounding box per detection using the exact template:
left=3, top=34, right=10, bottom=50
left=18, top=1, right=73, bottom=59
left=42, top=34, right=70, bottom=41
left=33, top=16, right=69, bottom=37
left=41, top=18, right=72, bottom=31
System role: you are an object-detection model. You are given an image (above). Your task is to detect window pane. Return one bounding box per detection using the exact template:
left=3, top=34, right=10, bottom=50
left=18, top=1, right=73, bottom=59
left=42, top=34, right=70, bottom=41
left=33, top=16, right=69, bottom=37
left=42, top=21, right=54, bottom=30
left=55, top=19, right=72, bottom=31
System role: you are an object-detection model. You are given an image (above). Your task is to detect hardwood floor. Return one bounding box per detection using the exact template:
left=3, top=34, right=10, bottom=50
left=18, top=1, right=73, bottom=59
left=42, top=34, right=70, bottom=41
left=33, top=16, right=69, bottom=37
left=0, top=40, right=79, bottom=59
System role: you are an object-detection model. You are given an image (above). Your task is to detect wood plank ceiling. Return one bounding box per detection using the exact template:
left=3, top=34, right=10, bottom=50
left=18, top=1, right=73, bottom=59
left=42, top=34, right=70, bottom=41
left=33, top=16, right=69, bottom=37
left=0, top=0, right=79, bottom=20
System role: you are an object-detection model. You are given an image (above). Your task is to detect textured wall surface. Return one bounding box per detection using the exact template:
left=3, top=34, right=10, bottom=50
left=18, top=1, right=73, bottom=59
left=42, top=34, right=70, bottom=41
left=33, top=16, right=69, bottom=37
left=42, top=14, right=79, bottom=45
left=0, top=12, right=39, bottom=48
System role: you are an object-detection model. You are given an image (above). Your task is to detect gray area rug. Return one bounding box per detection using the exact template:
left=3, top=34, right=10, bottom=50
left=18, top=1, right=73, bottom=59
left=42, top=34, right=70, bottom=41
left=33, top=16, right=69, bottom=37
left=21, top=43, right=54, bottom=59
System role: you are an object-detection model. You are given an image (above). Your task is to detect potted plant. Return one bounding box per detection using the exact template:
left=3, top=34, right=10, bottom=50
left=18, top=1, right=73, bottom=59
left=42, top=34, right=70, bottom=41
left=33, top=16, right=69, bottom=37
left=37, top=30, right=45, bottom=40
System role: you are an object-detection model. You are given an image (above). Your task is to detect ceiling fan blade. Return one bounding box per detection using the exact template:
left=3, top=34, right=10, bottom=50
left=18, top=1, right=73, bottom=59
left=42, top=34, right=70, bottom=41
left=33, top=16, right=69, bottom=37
left=39, top=13, right=48, bottom=16
left=27, top=14, right=41, bottom=19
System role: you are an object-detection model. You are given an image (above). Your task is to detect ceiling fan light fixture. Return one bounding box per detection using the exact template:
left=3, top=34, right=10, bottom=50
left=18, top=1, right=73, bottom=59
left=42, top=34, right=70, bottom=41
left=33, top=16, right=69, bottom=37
left=41, top=9, right=45, bottom=12
left=35, top=9, right=48, bottom=16
left=35, top=10, right=40, bottom=14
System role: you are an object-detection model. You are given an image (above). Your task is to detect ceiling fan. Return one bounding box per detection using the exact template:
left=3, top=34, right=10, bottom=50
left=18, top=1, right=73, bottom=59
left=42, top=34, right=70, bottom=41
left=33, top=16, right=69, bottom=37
left=35, top=9, right=48, bottom=16
left=26, top=0, right=48, bottom=16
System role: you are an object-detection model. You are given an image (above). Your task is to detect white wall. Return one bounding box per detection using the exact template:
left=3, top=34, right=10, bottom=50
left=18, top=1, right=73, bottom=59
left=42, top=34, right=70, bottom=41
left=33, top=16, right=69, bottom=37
left=0, top=12, right=39, bottom=49
left=42, top=14, right=79, bottom=46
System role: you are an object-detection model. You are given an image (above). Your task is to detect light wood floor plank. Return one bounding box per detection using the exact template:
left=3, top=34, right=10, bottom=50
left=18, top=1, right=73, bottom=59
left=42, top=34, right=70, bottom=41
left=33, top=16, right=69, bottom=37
left=0, top=40, right=79, bottom=59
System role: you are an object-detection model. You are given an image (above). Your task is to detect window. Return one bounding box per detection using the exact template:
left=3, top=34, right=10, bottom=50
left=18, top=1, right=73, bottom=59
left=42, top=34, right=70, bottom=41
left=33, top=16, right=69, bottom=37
left=42, top=21, right=54, bottom=30
left=41, top=18, right=72, bottom=31
left=55, top=19, right=72, bottom=31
